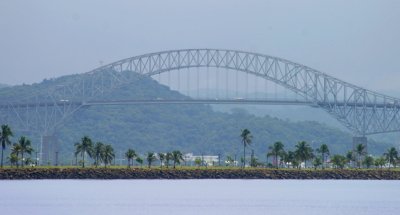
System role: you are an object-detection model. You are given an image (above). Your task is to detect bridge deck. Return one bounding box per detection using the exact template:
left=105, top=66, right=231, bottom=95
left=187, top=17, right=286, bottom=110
left=0, top=99, right=398, bottom=108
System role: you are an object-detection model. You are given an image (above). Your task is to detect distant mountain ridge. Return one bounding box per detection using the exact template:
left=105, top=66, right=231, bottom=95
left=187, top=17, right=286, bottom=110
left=0, top=71, right=395, bottom=163
left=0, top=83, right=9, bottom=88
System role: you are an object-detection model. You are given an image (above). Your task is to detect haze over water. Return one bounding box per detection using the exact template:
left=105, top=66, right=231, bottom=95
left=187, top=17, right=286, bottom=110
left=0, top=180, right=399, bottom=215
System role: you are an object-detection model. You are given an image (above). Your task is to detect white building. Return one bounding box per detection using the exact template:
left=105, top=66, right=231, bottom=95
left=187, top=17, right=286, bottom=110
left=184, top=153, right=219, bottom=166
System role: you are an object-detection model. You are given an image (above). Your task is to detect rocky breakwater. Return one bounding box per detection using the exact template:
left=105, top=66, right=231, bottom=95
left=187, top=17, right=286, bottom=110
left=0, top=168, right=400, bottom=180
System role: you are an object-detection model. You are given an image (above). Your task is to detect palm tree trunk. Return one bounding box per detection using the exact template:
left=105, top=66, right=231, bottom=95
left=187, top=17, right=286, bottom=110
left=243, top=142, right=246, bottom=168
left=82, top=153, right=85, bottom=168
left=1, top=147, right=4, bottom=168
left=16, top=153, right=19, bottom=168
left=21, top=152, right=24, bottom=167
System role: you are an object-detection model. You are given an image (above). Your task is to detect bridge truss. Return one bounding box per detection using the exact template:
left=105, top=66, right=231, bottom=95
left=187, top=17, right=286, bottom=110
left=0, top=49, right=399, bottom=136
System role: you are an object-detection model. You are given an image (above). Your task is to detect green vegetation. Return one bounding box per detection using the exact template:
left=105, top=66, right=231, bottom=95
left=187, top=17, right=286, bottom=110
left=1, top=124, right=400, bottom=170
left=374, top=157, right=386, bottom=169
left=240, top=129, right=252, bottom=168
left=312, top=157, right=322, bottom=169
left=16, top=136, right=33, bottom=167
left=294, top=141, right=314, bottom=169
left=363, top=156, right=374, bottom=169
left=93, top=142, right=105, bottom=167
left=165, top=152, right=172, bottom=168
left=125, top=149, right=137, bottom=168
left=172, top=150, right=184, bottom=169
left=102, top=144, right=115, bottom=167
left=0, top=72, right=399, bottom=172
left=267, top=141, right=285, bottom=168
left=158, top=153, right=165, bottom=168
left=355, top=144, right=367, bottom=168
left=146, top=152, right=156, bottom=168
left=0, top=71, right=396, bottom=162
left=316, top=144, right=330, bottom=169
left=331, top=155, right=347, bottom=169
left=135, top=156, right=144, bottom=167
left=384, top=147, right=399, bottom=169
left=74, top=136, right=94, bottom=168
left=0, top=125, right=13, bottom=168
left=194, top=157, right=202, bottom=167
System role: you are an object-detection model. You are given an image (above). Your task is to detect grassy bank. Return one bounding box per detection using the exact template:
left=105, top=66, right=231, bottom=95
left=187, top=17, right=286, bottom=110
left=1, top=167, right=399, bottom=180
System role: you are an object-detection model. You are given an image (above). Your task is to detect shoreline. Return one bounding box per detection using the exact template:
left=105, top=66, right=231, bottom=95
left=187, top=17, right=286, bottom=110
left=1, top=168, right=400, bottom=180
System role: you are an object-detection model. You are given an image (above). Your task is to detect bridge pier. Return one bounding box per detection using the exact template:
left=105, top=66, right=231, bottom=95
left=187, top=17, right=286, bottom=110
left=353, top=136, right=368, bottom=153
left=352, top=136, right=368, bottom=168
left=40, top=135, right=59, bottom=166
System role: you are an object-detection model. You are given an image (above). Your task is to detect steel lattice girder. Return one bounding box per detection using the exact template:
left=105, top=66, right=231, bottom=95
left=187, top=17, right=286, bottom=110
left=0, top=49, right=399, bottom=135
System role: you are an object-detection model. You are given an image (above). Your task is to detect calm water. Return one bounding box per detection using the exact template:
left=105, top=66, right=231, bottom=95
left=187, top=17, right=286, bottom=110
left=0, top=180, right=399, bottom=215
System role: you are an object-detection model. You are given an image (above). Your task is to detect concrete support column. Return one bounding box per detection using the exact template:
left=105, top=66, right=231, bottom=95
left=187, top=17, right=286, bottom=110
left=353, top=136, right=368, bottom=168
left=40, top=135, right=59, bottom=166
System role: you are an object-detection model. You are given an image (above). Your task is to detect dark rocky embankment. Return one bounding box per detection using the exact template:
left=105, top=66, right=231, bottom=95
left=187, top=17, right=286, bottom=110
left=1, top=168, right=400, bottom=180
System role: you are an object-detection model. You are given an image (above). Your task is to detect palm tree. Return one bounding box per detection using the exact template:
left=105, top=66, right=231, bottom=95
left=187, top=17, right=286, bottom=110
left=355, top=144, right=367, bottom=168
left=363, top=156, right=374, bottom=169
left=283, top=151, right=296, bottom=168
left=294, top=141, right=314, bottom=169
left=0, top=124, right=13, bottom=168
left=135, top=156, right=144, bottom=167
left=165, top=152, right=172, bottom=168
left=374, top=157, right=386, bottom=169
left=24, top=158, right=34, bottom=167
left=102, top=144, right=115, bottom=167
left=195, top=157, right=202, bottom=167
left=8, top=153, right=19, bottom=167
left=93, top=142, right=105, bottom=167
left=250, top=156, right=259, bottom=167
left=312, top=157, right=322, bottom=170
left=267, top=141, right=285, bottom=168
left=331, top=154, right=346, bottom=169
left=158, top=153, right=165, bottom=168
left=125, top=149, right=137, bottom=168
left=74, top=136, right=94, bottom=168
left=172, top=150, right=183, bottom=168
left=316, top=144, right=330, bottom=169
left=146, top=152, right=157, bottom=168
left=18, top=136, right=33, bottom=167
left=346, top=151, right=355, bottom=168
left=10, top=143, right=22, bottom=167
left=384, top=147, right=399, bottom=169
left=240, top=129, right=253, bottom=168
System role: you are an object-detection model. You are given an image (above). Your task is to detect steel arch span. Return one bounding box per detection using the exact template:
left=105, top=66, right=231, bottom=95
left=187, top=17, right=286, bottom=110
left=1, top=49, right=400, bottom=135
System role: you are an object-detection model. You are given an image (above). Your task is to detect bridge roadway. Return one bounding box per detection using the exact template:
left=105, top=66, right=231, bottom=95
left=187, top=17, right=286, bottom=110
left=1, top=99, right=398, bottom=108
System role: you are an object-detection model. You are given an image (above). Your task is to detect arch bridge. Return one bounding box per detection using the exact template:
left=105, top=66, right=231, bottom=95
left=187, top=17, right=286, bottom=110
left=1, top=49, right=399, bottom=138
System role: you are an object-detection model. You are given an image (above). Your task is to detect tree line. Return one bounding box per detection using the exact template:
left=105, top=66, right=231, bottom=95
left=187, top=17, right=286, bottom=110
left=0, top=124, right=35, bottom=168
left=241, top=129, right=399, bottom=169
left=1, top=124, right=399, bottom=170
left=73, top=135, right=185, bottom=169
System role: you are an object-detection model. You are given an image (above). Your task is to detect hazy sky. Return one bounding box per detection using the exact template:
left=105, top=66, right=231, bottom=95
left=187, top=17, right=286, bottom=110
left=1, top=0, right=399, bottom=94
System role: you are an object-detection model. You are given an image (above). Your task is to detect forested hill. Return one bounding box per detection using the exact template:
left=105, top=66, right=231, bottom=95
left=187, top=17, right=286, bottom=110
left=0, top=72, right=394, bottom=160
left=0, top=83, right=9, bottom=88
